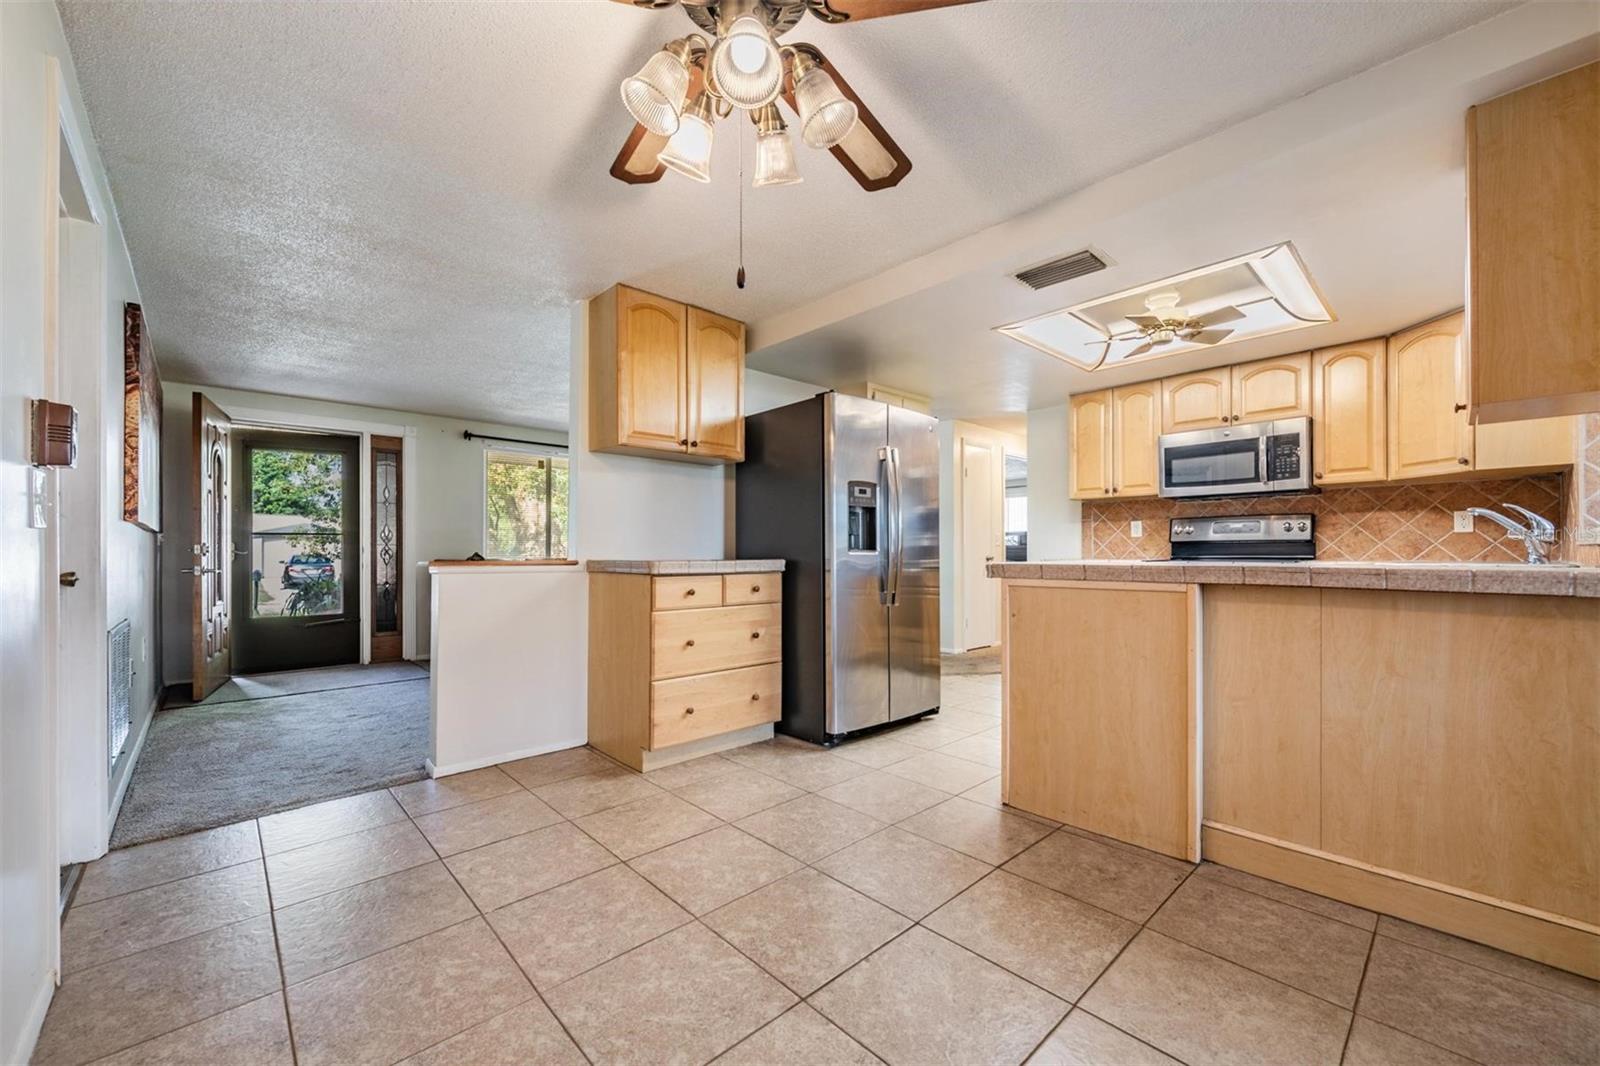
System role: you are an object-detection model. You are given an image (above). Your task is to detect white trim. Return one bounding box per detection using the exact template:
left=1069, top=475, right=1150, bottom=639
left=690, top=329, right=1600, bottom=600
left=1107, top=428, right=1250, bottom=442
left=7, top=974, right=55, bottom=1066
left=106, top=692, right=157, bottom=833
left=426, top=736, right=587, bottom=779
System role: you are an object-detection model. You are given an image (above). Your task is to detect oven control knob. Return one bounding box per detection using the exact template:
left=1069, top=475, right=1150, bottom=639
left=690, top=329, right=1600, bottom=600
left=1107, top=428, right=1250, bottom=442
left=1296, top=521, right=1308, bottom=532
left=1281, top=521, right=1293, bottom=532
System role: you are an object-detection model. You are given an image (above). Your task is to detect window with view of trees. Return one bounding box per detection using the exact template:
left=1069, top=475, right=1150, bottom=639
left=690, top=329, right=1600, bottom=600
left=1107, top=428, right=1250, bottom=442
left=485, top=448, right=568, bottom=559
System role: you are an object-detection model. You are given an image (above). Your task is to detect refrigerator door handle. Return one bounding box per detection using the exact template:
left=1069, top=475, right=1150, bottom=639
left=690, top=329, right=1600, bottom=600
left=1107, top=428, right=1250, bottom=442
left=878, top=447, right=891, bottom=605
left=886, top=445, right=903, bottom=607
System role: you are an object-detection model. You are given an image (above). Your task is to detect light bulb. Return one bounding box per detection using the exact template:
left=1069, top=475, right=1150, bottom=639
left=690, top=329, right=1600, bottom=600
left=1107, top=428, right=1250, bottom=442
left=709, top=16, right=781, bottom=110
left=620, top=42, right=693, bottom=137
left=792, top=59, right=858, bottom=149
left=659, top=93, right=715, bottom=183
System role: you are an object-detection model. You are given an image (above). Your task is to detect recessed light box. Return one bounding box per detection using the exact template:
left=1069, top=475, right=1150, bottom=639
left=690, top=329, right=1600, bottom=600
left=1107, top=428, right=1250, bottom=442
left=995, top=243, right=1334, bottom=371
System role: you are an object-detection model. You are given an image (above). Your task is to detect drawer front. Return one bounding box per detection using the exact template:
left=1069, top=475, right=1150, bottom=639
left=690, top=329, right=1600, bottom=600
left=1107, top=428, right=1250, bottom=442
left=653, top=576, right=723, bottom=611
left=651, top=602, right=782, bottom=680
left=651, top=663, right=781, bottom=749
left=723, top=573, right=780, bottom=605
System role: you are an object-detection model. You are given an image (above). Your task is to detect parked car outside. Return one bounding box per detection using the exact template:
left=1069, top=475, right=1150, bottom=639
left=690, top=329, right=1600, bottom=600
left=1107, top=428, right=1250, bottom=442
left=282, top=554, right=335, bottom=588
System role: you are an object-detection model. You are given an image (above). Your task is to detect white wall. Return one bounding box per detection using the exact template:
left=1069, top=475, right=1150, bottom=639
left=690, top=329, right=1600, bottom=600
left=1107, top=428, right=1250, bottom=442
left=1, top=4, right=158, bottom=1060
left=1025, top=403, right=1083, bottom=561
left=160, top=383, right=568, bottom=680
left=938, top=420, right=1026, bottom=653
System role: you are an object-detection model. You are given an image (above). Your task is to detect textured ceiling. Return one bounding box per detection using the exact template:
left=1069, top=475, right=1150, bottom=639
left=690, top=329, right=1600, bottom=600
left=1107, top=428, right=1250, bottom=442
left=58, top=0, right=1516, bottom=428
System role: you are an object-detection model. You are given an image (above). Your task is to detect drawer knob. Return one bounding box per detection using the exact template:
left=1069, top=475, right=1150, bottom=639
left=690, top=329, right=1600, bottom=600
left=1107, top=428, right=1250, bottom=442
left=750, top=631, right=761, bottom=640
left=685, top=588, right=696, bottom=597
left=750, top=693, right=760, bottom=702
left=750, top=584, right=760, bottom=593
left=1458, top=457, right=1470, bottom=465
left=685, top=707, right=695, bottom=715
left=685, top=639, right=696, bottom=647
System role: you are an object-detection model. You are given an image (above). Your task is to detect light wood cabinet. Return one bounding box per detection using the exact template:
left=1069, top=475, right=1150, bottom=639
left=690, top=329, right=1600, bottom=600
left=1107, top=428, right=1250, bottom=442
left=1069, top=391, right=1112, bottom=499
left=1231, top=353, right=1310, bottom=423
left=1111, top=383, right=1159, bottom=498
left=1160, top=369, right=1232, bottom=432
left=589, top=285, right=746, bottom=463
left=1312, top=340, right=1386, bottom=485
left=1468, top=62, right=1599, bottom=423
left=687, top=307, right=744, bottom=461
left=1388, top=312, right=1472, bottom=480
left=589, top=571, right=782, bottom=771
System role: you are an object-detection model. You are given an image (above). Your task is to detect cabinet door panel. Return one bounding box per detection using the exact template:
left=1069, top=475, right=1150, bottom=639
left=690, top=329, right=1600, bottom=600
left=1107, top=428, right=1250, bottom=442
left=687, top=307, right=744, bottom=461
left=617, top=287, right=688, bottom=452
left=1161, top=370, right=1231, bottom=432
left=1111, top=383, right=1159, bottom=498
left=1070, top=391, right=1112, bottom=499
left=1388, top=312, right=1472, bottom=480
left=1312, top=340, right=1386, bottom=485
left=1232, top=354, right=1310, bottom=423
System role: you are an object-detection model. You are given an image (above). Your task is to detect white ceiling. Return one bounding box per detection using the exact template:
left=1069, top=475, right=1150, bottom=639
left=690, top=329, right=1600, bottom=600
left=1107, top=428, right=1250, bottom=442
left=58, top=0, right=1538, bottom=429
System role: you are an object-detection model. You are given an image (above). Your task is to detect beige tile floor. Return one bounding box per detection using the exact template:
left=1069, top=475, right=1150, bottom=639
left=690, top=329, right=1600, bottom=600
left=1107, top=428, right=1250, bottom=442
left=37, top=673, right=1600, bottom=1065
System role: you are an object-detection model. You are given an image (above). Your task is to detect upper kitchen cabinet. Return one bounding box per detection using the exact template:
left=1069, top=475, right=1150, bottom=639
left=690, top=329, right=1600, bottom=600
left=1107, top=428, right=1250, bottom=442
left=1467, top=62, right=1599, bottom=424
left=1311, top=340, right=1386, bottom=485
left=589, top=284, right=746, bottom=463
left=1111, top=383, right=1159, bottom=498
left=686, top=307, right=744, bottom=461
left=1231, top=354, right=1310, bottom=423
left=1160, top=369, right=1231, bottom=432
left=1388, top=312, right=1472, bottom=480
left=1069, top=390, right=1112, bottom=499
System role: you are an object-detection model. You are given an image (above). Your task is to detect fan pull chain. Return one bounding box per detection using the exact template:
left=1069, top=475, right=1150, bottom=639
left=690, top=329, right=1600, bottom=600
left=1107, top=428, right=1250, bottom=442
left=737, top=119, right=747, bottom=290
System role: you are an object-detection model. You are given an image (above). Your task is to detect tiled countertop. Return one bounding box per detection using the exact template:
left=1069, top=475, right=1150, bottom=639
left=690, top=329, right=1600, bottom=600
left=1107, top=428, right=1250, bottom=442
left=986, top=559, right=1600, bottom=598
left=585, top=559, right=786, bottom=574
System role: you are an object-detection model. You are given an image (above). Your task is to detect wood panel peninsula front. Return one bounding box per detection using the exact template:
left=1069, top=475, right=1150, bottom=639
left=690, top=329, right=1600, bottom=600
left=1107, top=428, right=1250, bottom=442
left=988, top=560, right=1600, bottom=979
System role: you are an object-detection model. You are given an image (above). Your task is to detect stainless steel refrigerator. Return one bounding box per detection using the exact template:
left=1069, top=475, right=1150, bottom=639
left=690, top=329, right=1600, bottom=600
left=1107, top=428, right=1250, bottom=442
left=736, top=393, right=940, bottom=745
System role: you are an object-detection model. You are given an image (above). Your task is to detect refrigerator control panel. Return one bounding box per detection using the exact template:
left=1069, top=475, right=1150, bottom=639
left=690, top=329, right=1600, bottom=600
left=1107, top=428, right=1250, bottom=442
left=847, top=481, right=878, bottom=553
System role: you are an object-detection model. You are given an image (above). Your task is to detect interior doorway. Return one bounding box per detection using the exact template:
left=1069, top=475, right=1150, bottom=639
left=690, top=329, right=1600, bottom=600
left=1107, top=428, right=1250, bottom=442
left=1005, top=452, right=1029, bottom=561
left=230, top=429, right=360, bottom=674
left=961, top=438, right=1000, bottom=650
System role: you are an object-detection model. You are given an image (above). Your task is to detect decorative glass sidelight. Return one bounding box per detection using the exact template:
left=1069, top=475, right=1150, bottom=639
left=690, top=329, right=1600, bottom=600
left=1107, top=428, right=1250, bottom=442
left=374, top=448, right=399, bottom=635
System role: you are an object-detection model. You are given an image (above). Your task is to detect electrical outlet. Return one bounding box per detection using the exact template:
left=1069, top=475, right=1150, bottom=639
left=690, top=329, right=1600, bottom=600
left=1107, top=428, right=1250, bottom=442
left=1453, top=510, right=1475, bottom=533
left=1130, top=519, right=1144, bottom=538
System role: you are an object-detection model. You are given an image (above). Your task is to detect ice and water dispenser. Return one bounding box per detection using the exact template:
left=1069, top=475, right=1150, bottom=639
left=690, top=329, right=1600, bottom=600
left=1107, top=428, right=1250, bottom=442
left=847, top=481, right=877, bottom=552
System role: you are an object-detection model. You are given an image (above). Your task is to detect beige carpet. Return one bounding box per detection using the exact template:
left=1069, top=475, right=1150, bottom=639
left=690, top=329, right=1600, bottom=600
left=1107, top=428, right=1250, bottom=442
left=942, top=646, right=1001, bottom=676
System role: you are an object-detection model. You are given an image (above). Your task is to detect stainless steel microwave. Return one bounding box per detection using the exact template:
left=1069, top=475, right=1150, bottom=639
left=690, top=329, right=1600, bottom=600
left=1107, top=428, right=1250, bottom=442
left=1157, top=416, right=1311, bottom=499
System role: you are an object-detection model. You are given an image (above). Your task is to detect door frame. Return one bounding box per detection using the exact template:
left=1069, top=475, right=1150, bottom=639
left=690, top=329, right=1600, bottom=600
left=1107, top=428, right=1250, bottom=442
left=220, top=404, right=417, bottom=664
left=959, top=438, right=999, bottom=651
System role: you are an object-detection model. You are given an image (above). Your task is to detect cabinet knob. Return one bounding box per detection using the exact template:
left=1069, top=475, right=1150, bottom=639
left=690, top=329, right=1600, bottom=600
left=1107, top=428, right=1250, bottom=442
left=685, top=639, right=696, bottom=647
left=750, top=631, right=761, bottom=640
left=1453, top=403, right=1467, bottom=412
left=685, top=588, right=696, bottom=597
left=750, top=693, right=760, bottom=702
left=1314, top=472, right=1324, bottom=480
left=685, top=707, right=695, bottom=715
left=690, top=440, right=699, bottom=448
left=1458, top=457, right=1470, bottom=465
left=750, top=584, right=760, bottom=593
left=680, top=438, right=688, bottom=445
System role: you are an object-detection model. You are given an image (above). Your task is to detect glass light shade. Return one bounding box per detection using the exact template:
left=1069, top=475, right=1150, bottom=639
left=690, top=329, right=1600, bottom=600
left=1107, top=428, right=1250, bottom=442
left=620, top=49, right=691, bottom=137
left=710, top=16, right=782, bottom=109
left=794, top=65, right=858, bottom=149
left=659, top=109, right=714, bottom=183
left=753, top=128, right=802, bottom=187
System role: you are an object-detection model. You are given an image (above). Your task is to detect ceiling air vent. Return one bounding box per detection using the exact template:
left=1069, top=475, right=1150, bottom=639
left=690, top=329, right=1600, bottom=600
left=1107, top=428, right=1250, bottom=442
left=1013, top=250, right=1107, bottom=291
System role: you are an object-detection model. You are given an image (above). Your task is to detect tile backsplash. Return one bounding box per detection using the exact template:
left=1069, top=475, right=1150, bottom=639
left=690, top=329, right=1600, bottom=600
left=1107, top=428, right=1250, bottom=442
left=1082, top=475, right=1568, bottom=562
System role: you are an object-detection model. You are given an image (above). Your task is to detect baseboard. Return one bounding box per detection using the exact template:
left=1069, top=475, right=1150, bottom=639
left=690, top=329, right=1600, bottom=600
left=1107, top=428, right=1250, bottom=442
left=638, top=723, right=774, bottom=773
left=1202, top=823, right=1600, bottom=979
left=427, top=736, right=588, bottom=778
left=8, top=971, right=54, bottom=1066
left=107, top=693, right=157, bottom=832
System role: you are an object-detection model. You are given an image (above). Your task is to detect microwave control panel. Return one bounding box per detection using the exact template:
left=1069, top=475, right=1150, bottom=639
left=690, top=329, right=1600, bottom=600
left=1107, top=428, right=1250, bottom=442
left=1267, top=433, right=1303, bottom=482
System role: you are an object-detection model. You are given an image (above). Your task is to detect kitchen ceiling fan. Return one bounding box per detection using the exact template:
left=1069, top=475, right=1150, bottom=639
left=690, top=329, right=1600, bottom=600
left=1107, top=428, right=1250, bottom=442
left=609, top=0, right=982, bottom=191
left=1116, top=292, right=1246, bottom=359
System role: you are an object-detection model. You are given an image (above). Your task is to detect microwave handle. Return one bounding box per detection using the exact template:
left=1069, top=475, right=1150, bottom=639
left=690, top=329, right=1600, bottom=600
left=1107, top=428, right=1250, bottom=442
left=1257, top=433, right=1270, bottom=488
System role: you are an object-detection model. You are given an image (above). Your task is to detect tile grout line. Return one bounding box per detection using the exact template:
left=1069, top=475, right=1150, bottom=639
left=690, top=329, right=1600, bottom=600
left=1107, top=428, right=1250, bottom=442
left=1366, top=928, right=1600, bottom=1010
left=1337, top=927, right=1377, bottom=1066
left=257, top=819, right=302, bottom=1066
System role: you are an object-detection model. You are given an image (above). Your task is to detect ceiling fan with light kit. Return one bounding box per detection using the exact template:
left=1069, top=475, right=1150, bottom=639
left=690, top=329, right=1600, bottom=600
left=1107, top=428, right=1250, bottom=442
left=1116, top=291, right=1246, bottom=359
left=609, top=0, right=981, bottom=191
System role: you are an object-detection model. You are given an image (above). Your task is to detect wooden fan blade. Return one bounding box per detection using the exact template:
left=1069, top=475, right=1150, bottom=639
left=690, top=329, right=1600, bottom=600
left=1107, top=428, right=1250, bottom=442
left=807, top=0, right=985, bottom=23
left=1196, top=305, right=1247, bottom=328
left=610, top=123, right=669, bottom=184
left=1188, top=328, right=1235, bottom=345
left=782, top=48, right=911, bottom=191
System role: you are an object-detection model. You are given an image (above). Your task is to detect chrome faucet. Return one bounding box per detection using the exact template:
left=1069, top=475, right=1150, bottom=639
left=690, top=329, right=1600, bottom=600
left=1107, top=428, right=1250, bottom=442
left=1466, top=504, right=1556, bottom=564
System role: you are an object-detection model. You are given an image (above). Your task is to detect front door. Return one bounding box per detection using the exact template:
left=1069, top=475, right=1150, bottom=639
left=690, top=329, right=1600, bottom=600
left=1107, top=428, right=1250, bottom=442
left=230, top=430, right=360, bottom=674
left=191, top=393, right=234, bottom=700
